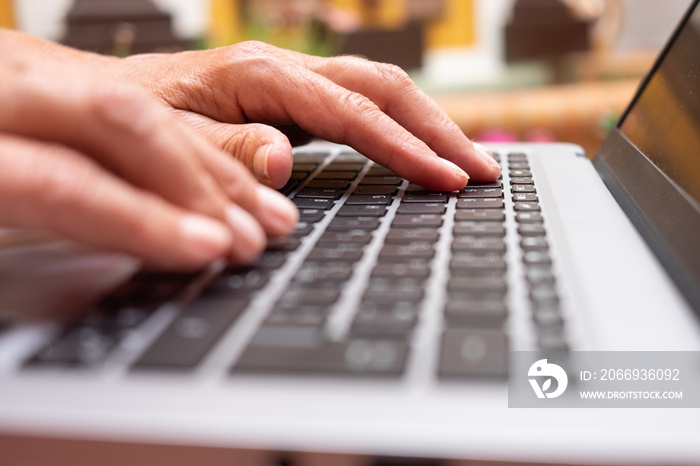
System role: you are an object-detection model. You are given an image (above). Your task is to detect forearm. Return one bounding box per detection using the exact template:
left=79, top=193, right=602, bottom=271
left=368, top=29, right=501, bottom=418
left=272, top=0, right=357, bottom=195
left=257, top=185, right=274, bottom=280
left=0, top=28, right=117, bottom=69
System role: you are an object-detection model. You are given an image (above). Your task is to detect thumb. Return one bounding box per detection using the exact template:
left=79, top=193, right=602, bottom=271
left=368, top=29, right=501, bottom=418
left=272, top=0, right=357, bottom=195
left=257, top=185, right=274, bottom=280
left=175, top=111, right=294, bottom=189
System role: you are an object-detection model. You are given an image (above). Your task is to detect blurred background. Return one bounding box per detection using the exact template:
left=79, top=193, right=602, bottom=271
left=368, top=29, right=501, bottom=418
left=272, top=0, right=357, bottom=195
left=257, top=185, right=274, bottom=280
left=0, top=0, right=691, bottom=156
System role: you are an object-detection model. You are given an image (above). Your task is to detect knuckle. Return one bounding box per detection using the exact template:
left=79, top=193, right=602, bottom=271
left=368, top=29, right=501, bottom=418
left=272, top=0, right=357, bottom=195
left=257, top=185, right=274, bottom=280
left=90, top=83, right=158, bottom=136
left=375, top=62, right=411, bottom=87
left=39, top=147, right=99, bottom=213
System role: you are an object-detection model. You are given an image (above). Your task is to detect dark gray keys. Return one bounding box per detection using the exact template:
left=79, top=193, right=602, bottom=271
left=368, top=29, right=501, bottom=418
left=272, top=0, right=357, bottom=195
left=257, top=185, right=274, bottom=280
left=396, top=203, right=446, bottom=215
left=328, top=217, right=381, bottom=230
left=439, top=329, right=508, bottom=377
left=392, top=214, right=443, bottom=228
left=458, top=187, right=502, bottom=198
left=455, top=209, right=505, bottom=222
left=134, top=298, right=247, bottom=369
left=345, top=194, right=393, bottom=205
left=444, top=300, right=508, bottom=327
left=385, top=228, right=439, bottom=243
left=457, top=198, right=504, bottom=209
left=293, top=197, right=335, bottom=209
left=402, top=192, right=448, bottom=203
left=337, top=204, right=387, bottom=217
left=234, top=339, right=408, bottom=376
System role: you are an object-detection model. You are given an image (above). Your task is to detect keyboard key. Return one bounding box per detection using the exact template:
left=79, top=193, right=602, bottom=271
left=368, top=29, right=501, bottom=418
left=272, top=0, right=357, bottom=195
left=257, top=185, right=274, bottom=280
left=516, top=212, right=544, bottom=223
left=306, top=179, right=350, bottom=189
left=456, top=198, right=504, bottom=209
left=525, top=267, right=556, bottom=285
left=265, top=236, right=301, bottom=252
left=328, top=217, right=381, bottom=231
left=206, top=269, right=269, bottom=295
left=353, top=185, right=398, bottom=195
left=293, top=198, right=335, bottom=209
left=27, top=325, right=120, bottom=367
left=385, top=228, right=439, bottom=243
left=455, top=209, right=505, bottom=222
left=392, top=214, right=443, bottom=228
left=520, top=237, right=549, bottom=252
left=279, top=288, right=340, bottom=306
left=447, top=276, right=507, bottom=294
left=314, top=171, right=357, bottom=180
left=307, top=245, right=364, bottom=262
left=296, top=187, right=343, bottom=199
left=510, top=177, right=534, bottom=185
left=378, top=242, right=434, bottom=261
left=249, top=324, right=324, bottom=348
left=523, top=251, right=552, bottom=266
left=299, top=209, right=326, bottom=223
left=401, top=192, right=449, bottom=203
left=325, top=162, right=365, bottom=172
left=134, top=298, right=247, bottom=369
left=512, top=193, right=538, bottom=202
left=513, top=202, right=541, bottom=212
left=345, top=194, right=393, bottom=205
left=366, top=166, right=397, bottom=176
left=512, top=185, right=536, bottom=193
left=290, top=163, right=318, bottom=172
left=444, top=300, right=508, bottom=327
left=396, top=203, right=446, bottom=215
left=296, top=262, right=354, bottom=283
left=351, top=310, right=417, bottom=338
left=510, top=169, right=532, bottom=177
left=438, top=329, right=508, bottom=378
left=234, top=339, right=408, bottom=376
left=360, top=175, right=403, bottom=185
left=337, top=204, right=387, bottom=217
left=317, top=229, right=373, bottom=245
left=267, top=304, right=331, bottom=326
left=458, top=187, right=502, bottom=198
left=463, top=181, right=502, bottom=189
left=372, top=261, right=431, bottom=278
left=452, top=236, right=506, bottom=254
left=518, top=224, right=547, bottom=236
left=453, top=222, right=505, bottom=237
left=450, top=253, right=507, bottom=272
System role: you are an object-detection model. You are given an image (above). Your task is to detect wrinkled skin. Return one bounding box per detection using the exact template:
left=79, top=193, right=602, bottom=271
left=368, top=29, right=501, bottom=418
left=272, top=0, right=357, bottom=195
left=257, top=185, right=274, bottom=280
left=0, top=30, right=500, bottom=271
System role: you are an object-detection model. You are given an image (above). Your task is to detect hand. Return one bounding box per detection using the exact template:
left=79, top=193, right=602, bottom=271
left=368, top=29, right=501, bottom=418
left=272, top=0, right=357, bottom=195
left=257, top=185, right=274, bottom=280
left=0, top=35, right=298, bottom=270
left=112, top=41, right=501, bottom=190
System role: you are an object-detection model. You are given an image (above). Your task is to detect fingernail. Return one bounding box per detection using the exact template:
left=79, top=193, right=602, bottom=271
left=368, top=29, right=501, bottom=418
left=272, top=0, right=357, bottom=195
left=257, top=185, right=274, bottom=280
left=475, top=145, right=501, bottom=172
left=439, top=158, right=470, bottom=185
left=256, top=185, right=299, bottom=236
left=227, top=204, right=266, bottom=263
left=253, top=144, right=273, bottom=180
left=180, top=214, right=232, bottom=261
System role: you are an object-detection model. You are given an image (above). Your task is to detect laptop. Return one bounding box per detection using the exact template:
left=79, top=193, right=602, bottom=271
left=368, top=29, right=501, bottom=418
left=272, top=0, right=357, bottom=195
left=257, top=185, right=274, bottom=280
left=2, top=1, right=700, bottom=464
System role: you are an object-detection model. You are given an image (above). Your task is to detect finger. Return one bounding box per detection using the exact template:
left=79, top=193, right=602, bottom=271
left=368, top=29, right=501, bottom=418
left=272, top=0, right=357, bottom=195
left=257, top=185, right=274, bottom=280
left=0, top=134, right=233, bottom=270
left=175, top=111, right=294, bottom=189
left=229, top=52, right=470, bottom=191
left=298, top=54, right=501, bottom=182
left=0, top=63, right=232, bottom=224
left=175, top=112, right=299, bottom=239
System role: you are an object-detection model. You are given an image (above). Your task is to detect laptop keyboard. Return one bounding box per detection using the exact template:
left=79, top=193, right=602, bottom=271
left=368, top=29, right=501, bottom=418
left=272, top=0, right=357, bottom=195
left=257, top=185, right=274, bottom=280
left=23, top=146, right=568, bottom=378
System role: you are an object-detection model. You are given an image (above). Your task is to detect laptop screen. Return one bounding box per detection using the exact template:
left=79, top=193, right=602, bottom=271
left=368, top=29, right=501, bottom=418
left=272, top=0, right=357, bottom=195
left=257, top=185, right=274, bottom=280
left=619, top=1, right=700, bottom=206
left=595, top=0, right=700, bottom=314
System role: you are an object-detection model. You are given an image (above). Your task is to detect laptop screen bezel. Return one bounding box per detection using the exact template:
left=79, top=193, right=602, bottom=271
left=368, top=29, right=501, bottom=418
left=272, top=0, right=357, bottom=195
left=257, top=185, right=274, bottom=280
left=594, top=0, right=700, bottom=315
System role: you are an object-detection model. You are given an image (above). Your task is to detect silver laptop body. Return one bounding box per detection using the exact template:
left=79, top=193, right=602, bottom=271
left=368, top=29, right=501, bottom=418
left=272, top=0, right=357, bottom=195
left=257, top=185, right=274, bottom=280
left=1, top=1, right=700, bottom=464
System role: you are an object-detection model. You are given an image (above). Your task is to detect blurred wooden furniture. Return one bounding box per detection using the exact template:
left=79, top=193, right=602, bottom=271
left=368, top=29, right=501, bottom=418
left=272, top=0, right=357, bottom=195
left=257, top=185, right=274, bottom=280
left=62, top=0, right=184, bottom=55
left=433, top=79, right=640, bottom=157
